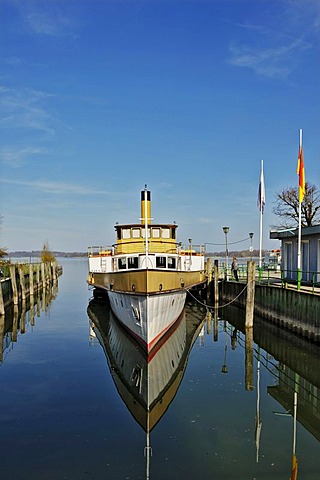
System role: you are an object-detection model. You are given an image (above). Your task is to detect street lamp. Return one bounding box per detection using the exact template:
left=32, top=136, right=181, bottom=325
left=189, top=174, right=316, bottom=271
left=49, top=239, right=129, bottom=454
left=249, top=232, right=254, bottom=261
left=222, top=226, right=229, bottom=280
left=188, top=238, right=192, bottom=270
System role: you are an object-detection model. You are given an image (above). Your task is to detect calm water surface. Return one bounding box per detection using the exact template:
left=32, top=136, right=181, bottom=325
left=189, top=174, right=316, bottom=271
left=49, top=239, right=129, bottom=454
left=0, top=258, right=319, bottom=479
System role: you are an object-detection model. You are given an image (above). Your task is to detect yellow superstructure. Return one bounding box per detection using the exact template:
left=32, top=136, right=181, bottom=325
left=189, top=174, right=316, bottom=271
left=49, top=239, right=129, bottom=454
left=87, top=187, right=206, bottom=291
left=115, top=223, right=177, bottom=255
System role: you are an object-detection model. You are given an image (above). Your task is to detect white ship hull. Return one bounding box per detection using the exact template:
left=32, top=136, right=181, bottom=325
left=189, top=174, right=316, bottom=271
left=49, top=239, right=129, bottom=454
left=108, top=289, right=186, bottom=353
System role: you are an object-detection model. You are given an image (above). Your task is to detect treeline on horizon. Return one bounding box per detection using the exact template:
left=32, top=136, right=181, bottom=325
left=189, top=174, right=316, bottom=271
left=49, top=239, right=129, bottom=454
left=8, top=251, right=87, bottom=258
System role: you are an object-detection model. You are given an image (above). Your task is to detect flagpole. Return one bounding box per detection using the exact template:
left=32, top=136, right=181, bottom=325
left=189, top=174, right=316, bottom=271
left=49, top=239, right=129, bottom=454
left=258, top=160, right=264, bottom=281
left=297, top=129, right=302, bottom=290
left=259, top=175, right=263, bottom=267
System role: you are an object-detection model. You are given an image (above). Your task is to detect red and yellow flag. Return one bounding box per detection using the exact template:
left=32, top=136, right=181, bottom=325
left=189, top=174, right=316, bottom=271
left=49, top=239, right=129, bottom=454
left=296, top=146, right=305, bottom=203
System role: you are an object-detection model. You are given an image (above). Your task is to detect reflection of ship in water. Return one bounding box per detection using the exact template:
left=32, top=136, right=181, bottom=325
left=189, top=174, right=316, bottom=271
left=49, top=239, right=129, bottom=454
left=87, top=299, right=206, bottom=433
left=88, top=299, right=206, bottom=479
left=0, top=282, right=58, bottom=364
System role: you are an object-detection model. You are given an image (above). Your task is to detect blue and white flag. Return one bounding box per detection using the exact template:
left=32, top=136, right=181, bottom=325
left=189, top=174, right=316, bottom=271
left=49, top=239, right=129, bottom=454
left=257, top=160, right=266, bottom=214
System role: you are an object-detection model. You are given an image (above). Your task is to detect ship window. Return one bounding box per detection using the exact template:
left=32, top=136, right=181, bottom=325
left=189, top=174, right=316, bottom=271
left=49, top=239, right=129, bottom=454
left=128, top=257, right=138, bottom=269
left=162, top=228, right=170, bottom=238
left=141, top=228, right=151, bottom=238
left=172, top=228, right=176, bottom=239
left=122, top=229, right=131, bottom=239
left=118, top=257, right=127, bottom=269
left=156, top=256, right=166, bottom=268
left=168, top=257, right=176, bottom=269
left=132, top=228, right=140, bottom=238
left=152, top=228, right=160, bottom=238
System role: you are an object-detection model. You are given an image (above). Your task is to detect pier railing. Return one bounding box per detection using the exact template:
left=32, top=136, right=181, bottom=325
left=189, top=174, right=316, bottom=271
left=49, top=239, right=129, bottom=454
left=217, top=262, right=320, bottom=295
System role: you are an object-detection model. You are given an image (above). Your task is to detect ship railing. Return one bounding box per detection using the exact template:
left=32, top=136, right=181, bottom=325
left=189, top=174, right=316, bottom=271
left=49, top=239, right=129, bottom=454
left=87, top=246, right=113, bottom=257
left=178, top=243, right=206, bottom=255
left=88, top=243, right=206, bottom=256
left=112, top=241, right=206, bottom=255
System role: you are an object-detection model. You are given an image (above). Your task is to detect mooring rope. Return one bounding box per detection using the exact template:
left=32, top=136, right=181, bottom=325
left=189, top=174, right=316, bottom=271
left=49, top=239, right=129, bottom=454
left=186, top=280, right=253, bottom=310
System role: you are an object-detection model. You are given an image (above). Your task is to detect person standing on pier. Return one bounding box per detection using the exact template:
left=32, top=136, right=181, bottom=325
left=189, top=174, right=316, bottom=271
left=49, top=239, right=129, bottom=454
left=231, top=256, right=239, bottom=281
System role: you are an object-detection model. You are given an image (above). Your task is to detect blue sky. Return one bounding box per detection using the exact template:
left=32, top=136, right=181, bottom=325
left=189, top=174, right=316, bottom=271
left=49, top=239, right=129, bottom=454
left=1, top=0, right=319, bottom=253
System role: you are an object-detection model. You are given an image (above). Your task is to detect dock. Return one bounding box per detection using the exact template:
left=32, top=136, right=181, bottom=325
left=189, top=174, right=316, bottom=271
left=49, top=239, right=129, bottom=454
left=207, top=260, right=320, bottom=343
left=0, top=261, right=62, bottom=315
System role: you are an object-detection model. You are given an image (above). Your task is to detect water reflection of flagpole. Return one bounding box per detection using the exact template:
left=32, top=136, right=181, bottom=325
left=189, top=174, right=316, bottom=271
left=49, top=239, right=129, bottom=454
left=290, top=375, right=299, bottom=480
left=255, top=346, right=262, bottom=463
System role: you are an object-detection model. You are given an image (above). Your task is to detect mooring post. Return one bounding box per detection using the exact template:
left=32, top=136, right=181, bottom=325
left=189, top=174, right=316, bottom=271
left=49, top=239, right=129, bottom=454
left=42, top=286, right=46, bottom=311
left=52, top=261, right=58, bottom=281
left=36, top=293, right=41, bottom=317
left=12, top=305, right=19, bottom=342
left=9, top=265, right=19, bottom=305
left=19, top=265, right=26, bottom=301
left=245, top=261, right=255, bottom=328
left=41, top=262, right=46, bottom=287
left=0, top=314, right=4, bottom=362
left=206, top=258, right=212, bottom=304
left=36, top=264, right=40, bottom=290
left=214, top=260, right=219, bottom=310
left=0, top=280, right=5, bottom=316
left=213, top=311, right=218, bottom=342
left=29, top=263, right=34, bottom=295
left=30, top=294, right=35, bottom=327
left=206, top=310, right=212, bottom=335
left=245, top=327, right=254, bottom=391
left=20, top=304, right=26, bottom=334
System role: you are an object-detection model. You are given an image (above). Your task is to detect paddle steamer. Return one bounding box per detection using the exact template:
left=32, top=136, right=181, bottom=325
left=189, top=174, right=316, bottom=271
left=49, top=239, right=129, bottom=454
left=87, top=186, right=206, bottom=352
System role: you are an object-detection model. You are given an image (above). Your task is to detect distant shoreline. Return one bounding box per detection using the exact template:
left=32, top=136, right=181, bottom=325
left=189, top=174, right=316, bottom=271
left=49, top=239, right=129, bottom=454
left=7, top=251, right=87, bottom=258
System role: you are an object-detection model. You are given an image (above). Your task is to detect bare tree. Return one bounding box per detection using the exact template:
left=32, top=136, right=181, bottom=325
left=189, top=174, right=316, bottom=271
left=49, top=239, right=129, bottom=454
left=273, top=182, right=320, bottom=228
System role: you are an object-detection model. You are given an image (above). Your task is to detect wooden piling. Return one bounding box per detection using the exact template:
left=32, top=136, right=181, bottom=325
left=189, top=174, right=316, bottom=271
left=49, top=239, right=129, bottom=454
left=206, top=258, right=212, bottom=303
left=0, top=314, right=4, bottom=362
left=206, top=310, right=212, bottom=335
left=41, top=262, right=46, bottom=287
left=52, top=261, right=57, bottom=281
left=9, top=265, right=19, bottom=305
left=29, top=263, right=34, bottom=295
left=36, top=293, right=41, bottom=317
left=20, top=304, right=26, bottom=334
left=42, top=286, right=46, bottom=311
left=214, top=260, right=219, bottom=310
left=245, top=327, right=254, bottom=391
left=213, top=312, right=218, bottom=342
left=36, top=264, right=40, bottom=289
left=245, top=261, right=256, bottom=328
left=30, top=294, right=35, bottom=326
left=0, top=280, right=5, bottom=315
left=12, top=305, right=19, bottom=342
left=19, top=265, right=26, bottom=301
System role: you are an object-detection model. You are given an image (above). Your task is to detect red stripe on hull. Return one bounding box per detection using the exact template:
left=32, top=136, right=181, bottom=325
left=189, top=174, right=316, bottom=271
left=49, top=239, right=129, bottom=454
left=114, top=310, right=184, bottom=357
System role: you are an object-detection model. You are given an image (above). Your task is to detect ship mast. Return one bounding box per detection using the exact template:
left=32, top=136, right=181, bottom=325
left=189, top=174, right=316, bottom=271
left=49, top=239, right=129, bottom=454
left=144, top=185, right=149, bottom=264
